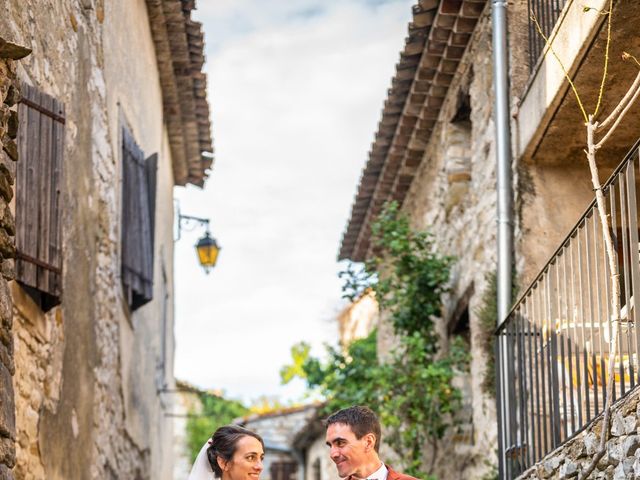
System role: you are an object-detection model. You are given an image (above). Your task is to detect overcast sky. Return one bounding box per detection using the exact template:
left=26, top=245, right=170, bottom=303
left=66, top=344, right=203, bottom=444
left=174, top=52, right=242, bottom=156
left=173, top=0, right=414, bottom=405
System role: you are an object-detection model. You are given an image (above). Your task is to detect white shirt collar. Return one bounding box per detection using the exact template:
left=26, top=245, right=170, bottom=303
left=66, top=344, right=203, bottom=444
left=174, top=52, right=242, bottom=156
left=365, top=463, right=388, bottom=480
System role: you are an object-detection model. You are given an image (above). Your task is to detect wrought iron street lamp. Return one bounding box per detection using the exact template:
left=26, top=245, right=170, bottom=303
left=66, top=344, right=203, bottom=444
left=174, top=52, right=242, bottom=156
left=176, top=212, right=221, bottom=274
left=195, top=231, right=220, bottom=273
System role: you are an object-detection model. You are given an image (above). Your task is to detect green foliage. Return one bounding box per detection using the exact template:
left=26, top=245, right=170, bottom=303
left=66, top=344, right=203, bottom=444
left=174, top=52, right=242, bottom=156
left=369, top=202, right=453, bottom=337
left=186, top=393, right=248, bottom=464
left=303, top=330, right=383, bottom=410
left=476, top=271, right=518, bottom=395
left=286, top=202, right=466, bottom=478
left=338, top=263, right=375, bottom=302
left=476, top=272, right=499, bottom=395
left=480, top=464, right=499, bottom=480
left=341, top=201, right=453, bottom=341
left=279, top=342, right=311, bottom=384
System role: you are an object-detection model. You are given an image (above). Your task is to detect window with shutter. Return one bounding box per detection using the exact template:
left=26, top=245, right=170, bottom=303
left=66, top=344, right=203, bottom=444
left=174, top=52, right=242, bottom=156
left=15, top=83, right=64, bottom=311
left=121, top=127, right=157, bottom=311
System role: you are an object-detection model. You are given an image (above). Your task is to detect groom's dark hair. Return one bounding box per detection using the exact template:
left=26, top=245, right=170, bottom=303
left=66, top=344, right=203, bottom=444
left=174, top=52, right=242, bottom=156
left=207, top=425, right=264, bottom=477
left=325, top=405, right=381, bottom=452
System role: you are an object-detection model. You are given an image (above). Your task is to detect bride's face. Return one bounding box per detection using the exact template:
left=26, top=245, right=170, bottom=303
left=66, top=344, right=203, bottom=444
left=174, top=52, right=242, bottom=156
left=220, top=435, right=265, bottom=480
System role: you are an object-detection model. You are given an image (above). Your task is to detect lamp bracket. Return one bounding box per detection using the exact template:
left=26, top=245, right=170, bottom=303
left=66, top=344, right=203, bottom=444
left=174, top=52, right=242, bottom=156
left=176, top=213, right=210, bottom=240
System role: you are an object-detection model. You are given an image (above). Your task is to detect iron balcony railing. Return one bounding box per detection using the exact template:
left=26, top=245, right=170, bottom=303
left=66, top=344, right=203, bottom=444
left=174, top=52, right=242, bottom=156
left=528, top=0, right=568, bottom=70
left=496, top=140, right=640, bottom=478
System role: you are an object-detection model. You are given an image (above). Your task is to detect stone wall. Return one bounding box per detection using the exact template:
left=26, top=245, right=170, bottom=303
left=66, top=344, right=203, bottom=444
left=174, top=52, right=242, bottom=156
left=303, top=436, right=340, bottom=480
left=172, top=389, right=203, bottom=480
left=11, top=284, right=63, bottom=480
left=392, top=11, right=499, bottom=479
left=517, top=386, right=640, bottom=480
left=0, top=38, right=30, bottom=480
left=0, top=1, right=179, bottom=478
left=337, top=291, right=378, bottom=348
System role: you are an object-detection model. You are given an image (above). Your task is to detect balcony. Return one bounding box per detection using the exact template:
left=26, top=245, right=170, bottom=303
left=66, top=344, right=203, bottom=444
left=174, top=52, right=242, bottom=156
left=528, top=0, right=568, bottom=71
left=515, top=0, right=640, bottom=289
left=496, top=140, right=640, bottom=477
left=515, top=0, right=640, bottom=169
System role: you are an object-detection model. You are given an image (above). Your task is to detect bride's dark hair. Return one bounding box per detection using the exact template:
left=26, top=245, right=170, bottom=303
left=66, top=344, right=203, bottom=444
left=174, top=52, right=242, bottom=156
left=207, top=425, right=264, bottom=478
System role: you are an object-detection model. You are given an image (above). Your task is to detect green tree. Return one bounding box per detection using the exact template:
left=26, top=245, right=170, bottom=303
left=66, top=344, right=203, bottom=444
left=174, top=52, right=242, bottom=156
left=186, top=393, right=248, bottom=463
left=283, top=202, right=468, bottom=478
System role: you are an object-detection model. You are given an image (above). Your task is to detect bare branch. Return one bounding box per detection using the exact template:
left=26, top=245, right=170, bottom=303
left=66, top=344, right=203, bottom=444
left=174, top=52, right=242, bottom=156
left=596, top=69, right=640, bottom=131
left=622, top=51, right=640, bottom=68
left=592, top=0, right=614, bottom=118
left=578, top=118, right=621, bottom=480
left=595, top=76, right=640, bottom=148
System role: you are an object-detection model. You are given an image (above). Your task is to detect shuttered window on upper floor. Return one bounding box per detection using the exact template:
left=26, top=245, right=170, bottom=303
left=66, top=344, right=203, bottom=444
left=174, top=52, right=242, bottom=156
left=16, top=83, right=65, bottom=311
left=121, top=126, right=157, bottom=311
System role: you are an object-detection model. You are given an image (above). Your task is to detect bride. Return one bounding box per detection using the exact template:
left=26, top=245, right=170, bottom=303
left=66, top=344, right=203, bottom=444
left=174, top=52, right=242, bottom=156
left=188, top=425, right=265, bottom=480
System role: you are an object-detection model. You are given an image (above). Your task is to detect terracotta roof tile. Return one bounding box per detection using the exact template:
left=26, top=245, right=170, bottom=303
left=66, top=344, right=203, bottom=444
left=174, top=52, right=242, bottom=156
left=338, top=0, right=487, bottom=261
left=146, top=0, right=214, bottom=187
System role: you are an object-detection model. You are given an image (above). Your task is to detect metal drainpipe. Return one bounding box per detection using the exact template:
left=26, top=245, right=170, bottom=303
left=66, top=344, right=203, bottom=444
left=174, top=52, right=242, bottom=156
left=491, top=0, right=513, bottom=477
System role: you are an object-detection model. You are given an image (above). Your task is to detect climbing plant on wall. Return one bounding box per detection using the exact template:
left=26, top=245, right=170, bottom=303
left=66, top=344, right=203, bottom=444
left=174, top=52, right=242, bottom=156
left=282, top=201, right=468, bottom=479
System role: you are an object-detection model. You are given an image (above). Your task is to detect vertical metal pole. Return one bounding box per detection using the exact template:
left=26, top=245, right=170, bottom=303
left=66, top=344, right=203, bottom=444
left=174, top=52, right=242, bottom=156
left=493, top=0, right=514, bottom=475
left=495, top=330, right=507, bottom=478
left=626, top=153, right=640, bottom=386
left=493, top=0, right=514, bottom=325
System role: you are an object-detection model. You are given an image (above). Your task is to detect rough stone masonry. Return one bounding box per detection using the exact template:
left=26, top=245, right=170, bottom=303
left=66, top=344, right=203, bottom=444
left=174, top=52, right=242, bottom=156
left=0, top=36, right=30, bottom=480
left=517, top=387, right=640, bottom=480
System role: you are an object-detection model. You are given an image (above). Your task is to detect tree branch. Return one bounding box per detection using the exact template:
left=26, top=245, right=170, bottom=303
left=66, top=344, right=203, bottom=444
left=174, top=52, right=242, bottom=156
left=592, top=0, right=614, bottom=118
left=577, top=118, right=621, bottom=480
left=596, top=69, right=640, bottom=131
left=595, top=77, right=640, bottom=149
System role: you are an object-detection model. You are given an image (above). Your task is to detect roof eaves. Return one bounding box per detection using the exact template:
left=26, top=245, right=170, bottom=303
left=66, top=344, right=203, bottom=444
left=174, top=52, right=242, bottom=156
left=338, top=0, right=486, bottom=262
left=146, top=0, right=214, bottom=187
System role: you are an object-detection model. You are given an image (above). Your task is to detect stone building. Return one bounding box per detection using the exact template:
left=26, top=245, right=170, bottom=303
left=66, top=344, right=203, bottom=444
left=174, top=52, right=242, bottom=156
left=0, top=0, right=213, bottom=478
left=338, top=0, right=640, bottom=478
left=336, top=290, right=378, bottom=348
left=172, top=382, right=208, bottom=480
left=239, top=405, right=322, bottom=480
left=291, top=409, right=341, bottom=480
left=0, top=39, right=31, bottom=480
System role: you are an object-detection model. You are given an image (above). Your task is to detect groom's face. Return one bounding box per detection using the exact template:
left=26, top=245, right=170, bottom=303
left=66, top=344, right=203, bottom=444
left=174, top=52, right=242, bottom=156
left=325, top=423, right=370, bottom=478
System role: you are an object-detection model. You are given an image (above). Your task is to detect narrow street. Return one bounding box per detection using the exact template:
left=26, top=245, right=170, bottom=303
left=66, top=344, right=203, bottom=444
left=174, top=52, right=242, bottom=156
left=1, top=1, right=640, bottom=479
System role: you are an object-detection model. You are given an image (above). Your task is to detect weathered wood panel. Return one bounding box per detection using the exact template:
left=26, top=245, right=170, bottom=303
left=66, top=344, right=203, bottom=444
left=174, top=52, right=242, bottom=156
left=37, top=91, right=52, bottom=293
left=121, top=127, right=155, bottom=310
left=49, top=97, right=64, bottom=295
left=15, top=83, right=64, bottom=304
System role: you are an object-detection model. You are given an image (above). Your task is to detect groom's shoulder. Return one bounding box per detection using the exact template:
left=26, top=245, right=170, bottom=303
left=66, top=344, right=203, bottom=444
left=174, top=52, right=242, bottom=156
left=385, top=464, right=421, bottom=480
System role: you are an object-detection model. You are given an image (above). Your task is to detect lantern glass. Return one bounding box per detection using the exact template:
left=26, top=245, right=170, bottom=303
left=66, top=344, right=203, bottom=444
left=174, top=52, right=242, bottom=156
left=195, top=232, right=220, bottom=272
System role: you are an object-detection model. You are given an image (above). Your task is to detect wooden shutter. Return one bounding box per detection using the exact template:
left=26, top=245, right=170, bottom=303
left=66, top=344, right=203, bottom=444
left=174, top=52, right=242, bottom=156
left=121, top=128, right=156, bottom=310
left=146, top=153, right=158, bottom=256
left=15, top=83, right=64, bottom=306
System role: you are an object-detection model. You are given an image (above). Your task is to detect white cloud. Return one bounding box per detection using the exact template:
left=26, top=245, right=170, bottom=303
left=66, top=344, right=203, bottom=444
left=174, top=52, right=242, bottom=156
left=174, top=0, right=413, bottom=404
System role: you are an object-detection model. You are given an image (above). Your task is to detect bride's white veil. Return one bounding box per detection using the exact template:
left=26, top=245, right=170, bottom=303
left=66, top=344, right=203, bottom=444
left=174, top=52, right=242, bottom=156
left=188, top=440, right=215, bottom=480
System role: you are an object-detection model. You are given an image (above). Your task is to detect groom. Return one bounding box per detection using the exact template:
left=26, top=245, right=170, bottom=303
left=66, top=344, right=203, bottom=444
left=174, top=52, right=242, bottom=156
left=324, top=405, right=419, bottom=480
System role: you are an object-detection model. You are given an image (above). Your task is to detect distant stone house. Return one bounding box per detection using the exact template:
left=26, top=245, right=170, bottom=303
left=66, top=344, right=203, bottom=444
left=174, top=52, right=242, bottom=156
left=239, top=405, right=340, bottom=480
left=172, top=381, right=226, bottom=479
left=0, top=0, right=213, bottom=478
left=336, top=290, right=378, bottom=348
left=291, top=409, right=340, bottom=480
left=338, top=0, right=640, bottom=479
